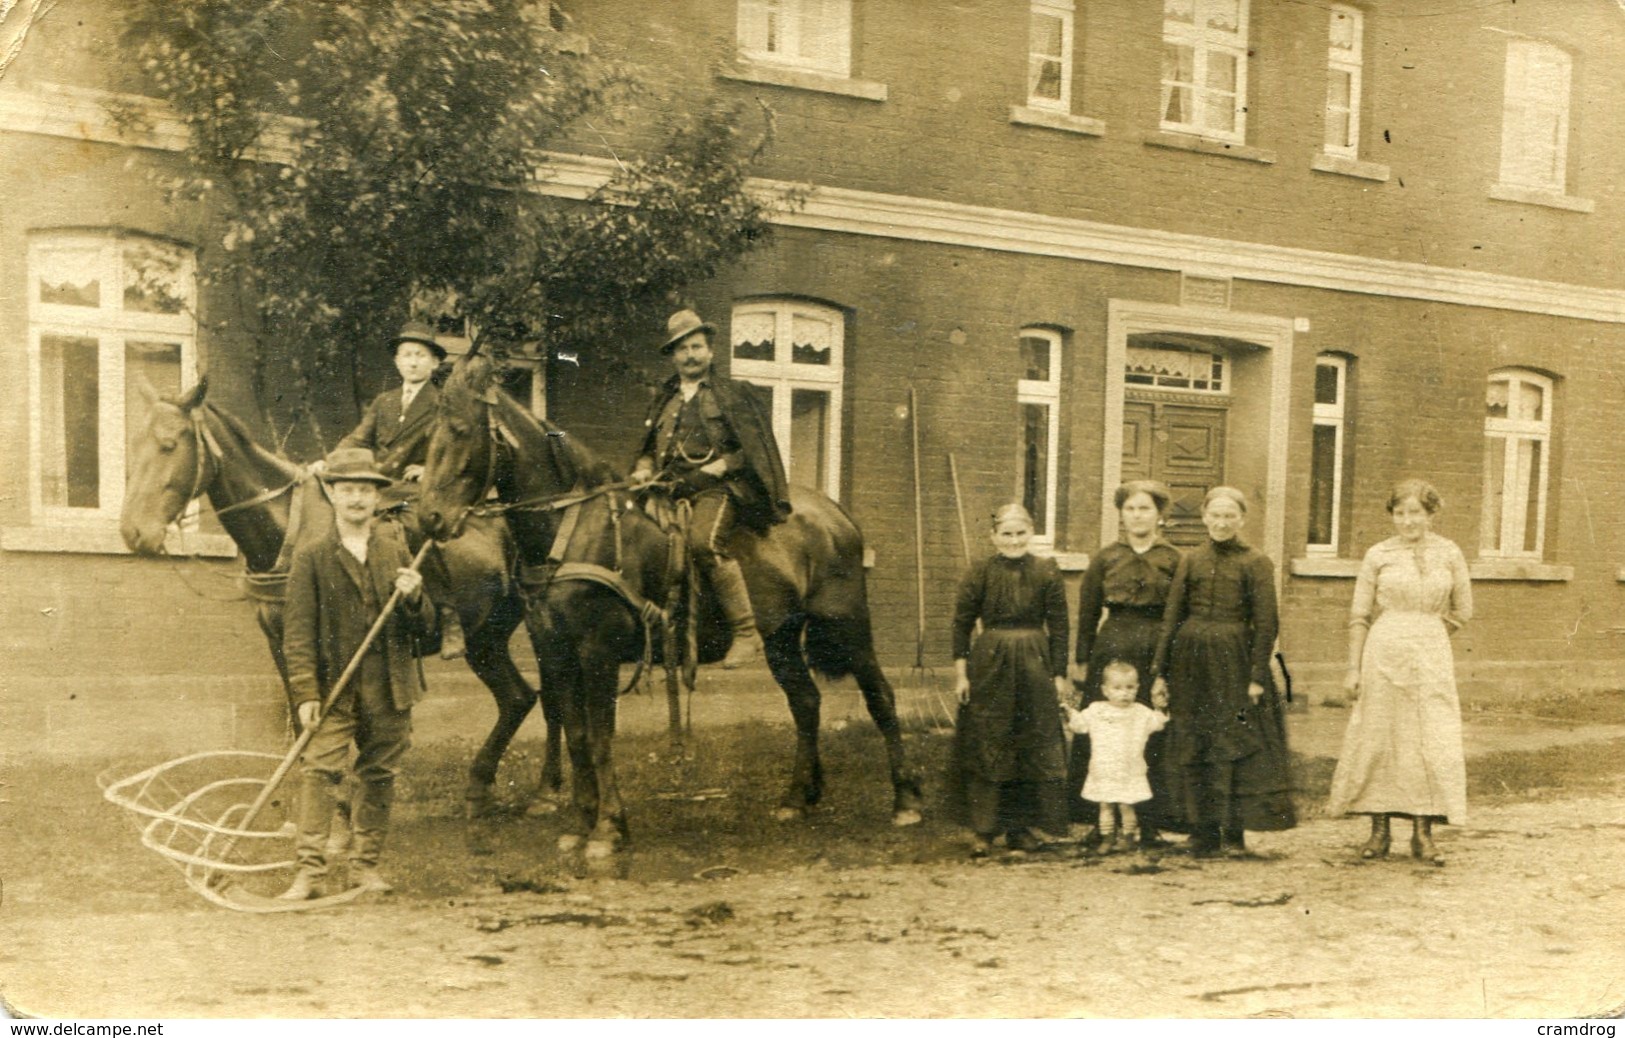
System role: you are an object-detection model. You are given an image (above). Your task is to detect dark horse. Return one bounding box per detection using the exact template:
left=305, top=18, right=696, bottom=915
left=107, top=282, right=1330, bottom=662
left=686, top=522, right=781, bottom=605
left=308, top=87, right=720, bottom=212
left=118, top=377, right=563, bottom=812
left=419, top=355, right=923, bottom=858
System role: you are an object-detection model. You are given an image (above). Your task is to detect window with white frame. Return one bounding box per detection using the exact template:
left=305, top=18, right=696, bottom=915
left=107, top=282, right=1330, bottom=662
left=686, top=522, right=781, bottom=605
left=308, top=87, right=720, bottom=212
left=1017, top=328, right=1062, bottom=543
left=1307, top=354, right=1349, bottom=554
left=729, top=300, right=844, bottom=500
left=1160, top=0, right=1249, bottom=143
left=1027, top=0, right=1075, bottom=111
left=1322, top=5, right=1363, bottom=158
left=27, top=231, right=197, bottom=528
left=1499, top=38, right=1572, bottom=194
left=737, top=0, right=851, bottom=77
left=425, top=311, right=547, bottom=417
left=1481, top=369, right=1553, bottom=558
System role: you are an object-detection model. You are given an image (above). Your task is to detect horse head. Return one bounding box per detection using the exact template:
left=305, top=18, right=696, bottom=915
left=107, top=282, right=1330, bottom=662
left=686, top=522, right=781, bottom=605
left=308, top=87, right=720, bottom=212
left=422, top=355, right=503, bottom=541
left=120, top=376, right=213, bottom=554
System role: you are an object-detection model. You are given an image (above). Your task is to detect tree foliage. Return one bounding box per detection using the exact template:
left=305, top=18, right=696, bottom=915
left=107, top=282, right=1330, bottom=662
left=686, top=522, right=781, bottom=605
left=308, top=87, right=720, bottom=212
left=118, top=0, right=798, bottom=440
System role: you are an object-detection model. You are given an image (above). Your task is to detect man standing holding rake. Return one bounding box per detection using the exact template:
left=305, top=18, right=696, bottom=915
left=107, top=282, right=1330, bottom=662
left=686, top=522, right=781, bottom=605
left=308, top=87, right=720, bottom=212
left=279, top=447, right=438, bottom=900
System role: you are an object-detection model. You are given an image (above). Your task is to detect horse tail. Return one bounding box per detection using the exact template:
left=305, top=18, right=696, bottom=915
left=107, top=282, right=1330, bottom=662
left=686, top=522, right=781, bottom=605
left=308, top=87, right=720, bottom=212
left=803, top=612, right=875, bottom=681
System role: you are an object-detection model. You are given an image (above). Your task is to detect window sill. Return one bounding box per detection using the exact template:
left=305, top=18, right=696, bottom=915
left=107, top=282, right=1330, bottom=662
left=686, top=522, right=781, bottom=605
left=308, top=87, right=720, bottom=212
left=1144, top=131, right=1275, bottom=165
left=1290, top=557, right=1362, bottom=578
left=1008, top=105, right=1105, bottom=138
left=719, top=63, right=887, bottom=102
left=2, top=524, right=239, bottom=558
left=1470, top=558, right=1573, bottom=582
left=1311, top=152, right=1390, bottom=182
left=1487, top=182, right=1594, bottom=213
left=1050, top=552, right=1091, bottom=572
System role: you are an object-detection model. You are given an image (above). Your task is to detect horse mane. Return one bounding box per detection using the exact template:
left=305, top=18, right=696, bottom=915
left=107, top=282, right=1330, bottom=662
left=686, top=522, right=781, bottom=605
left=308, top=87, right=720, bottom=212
left=446, top=354, right=622, bottom=490
left=198, top=400, right=302, bottom=480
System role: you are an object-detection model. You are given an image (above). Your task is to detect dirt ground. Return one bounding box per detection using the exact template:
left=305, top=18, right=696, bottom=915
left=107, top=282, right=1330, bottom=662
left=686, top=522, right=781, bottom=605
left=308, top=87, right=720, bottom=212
left=4, top=765, right=1624, bottom=1019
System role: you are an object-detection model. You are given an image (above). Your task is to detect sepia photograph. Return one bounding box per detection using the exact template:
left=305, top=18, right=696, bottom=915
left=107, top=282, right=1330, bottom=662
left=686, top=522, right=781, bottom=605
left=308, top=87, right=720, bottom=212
left=1, top=0, right=1623, bottom=1022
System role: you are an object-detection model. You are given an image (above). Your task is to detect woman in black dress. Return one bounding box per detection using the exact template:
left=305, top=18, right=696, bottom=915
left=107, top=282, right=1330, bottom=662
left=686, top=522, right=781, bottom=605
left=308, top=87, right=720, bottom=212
left=949, top=503, right=1072, bottom=857
left=1151, top=486, right=1296, bottom=856
left=1067, top=480, right=1182, bottom=845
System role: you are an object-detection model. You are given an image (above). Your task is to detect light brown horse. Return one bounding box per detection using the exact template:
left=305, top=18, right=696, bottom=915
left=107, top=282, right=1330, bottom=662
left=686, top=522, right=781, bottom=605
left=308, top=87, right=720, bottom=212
left=119, top=377, right=562, bottom=813
left=419, top=355, right=923, bottom=858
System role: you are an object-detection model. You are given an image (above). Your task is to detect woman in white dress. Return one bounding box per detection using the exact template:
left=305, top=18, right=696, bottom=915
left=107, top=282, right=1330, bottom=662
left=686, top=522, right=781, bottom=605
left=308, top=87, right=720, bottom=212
left=1327, top=479, right=1473, bottom=865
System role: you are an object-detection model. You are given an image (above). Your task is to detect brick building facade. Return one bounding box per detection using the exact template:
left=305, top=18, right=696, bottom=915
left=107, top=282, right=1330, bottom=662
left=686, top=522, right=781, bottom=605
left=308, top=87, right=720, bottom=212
left=4, top=0, right=1623, bottom=757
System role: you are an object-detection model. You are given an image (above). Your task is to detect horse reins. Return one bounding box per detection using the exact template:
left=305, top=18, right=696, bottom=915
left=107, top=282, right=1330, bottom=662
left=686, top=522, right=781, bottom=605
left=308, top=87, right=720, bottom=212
left=473, top=402, right=680, bottom=698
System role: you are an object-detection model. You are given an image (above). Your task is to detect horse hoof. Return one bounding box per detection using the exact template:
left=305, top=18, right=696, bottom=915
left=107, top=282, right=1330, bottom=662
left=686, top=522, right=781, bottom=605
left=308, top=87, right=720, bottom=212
left=892, top=809, right=923, bottom=828
left=557, top=834, right=584, bottom=853
left=773, top=806, right=805, bottom=823
left=585, top=839, right=617, bottom=860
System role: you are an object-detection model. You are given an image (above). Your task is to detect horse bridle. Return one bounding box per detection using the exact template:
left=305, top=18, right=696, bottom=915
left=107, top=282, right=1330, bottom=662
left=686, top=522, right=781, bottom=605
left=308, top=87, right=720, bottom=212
left=179, top=406, right=302, bottom=519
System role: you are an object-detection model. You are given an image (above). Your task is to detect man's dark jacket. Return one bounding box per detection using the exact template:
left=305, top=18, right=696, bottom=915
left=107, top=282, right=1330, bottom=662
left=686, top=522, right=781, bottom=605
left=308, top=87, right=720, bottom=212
left=637, top=374, right=792, bottom=528
left=283, top=518, right=439, bottom=713
left=337, top=382, right=442, bottom=479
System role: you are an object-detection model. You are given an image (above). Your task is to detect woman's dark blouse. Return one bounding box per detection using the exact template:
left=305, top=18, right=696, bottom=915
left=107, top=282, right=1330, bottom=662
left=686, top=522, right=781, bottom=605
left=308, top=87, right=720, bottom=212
left=1152, top=537, right=1279, bottom=685
left=1074, top=538, right=1183, bottom=665
left=951, top=553, right=1069, bottom=677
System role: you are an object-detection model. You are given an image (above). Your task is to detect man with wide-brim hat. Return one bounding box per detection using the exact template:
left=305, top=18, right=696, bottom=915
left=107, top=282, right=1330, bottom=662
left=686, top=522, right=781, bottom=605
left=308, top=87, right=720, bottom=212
left=280, top=447, right=437, bottom=900
left=321, top=319, right=465, bottom=657
left=630, top=309, right=792, bottom=669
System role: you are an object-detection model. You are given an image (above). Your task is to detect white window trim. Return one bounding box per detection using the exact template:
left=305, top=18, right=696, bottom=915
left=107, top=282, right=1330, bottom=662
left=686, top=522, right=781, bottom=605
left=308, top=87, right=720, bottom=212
left=1160, top=0, right=1251, bottom=145
left=1027, top=0, right=1075, bottom=113
left=1018, top=327, right=1063, bottom=548
left=22, top=232, right=207, bottom=547
left=1322, top=5, right=1363, bottom=161
left=729, top=300, right=845, bottom=502
left=434, top=319, right=547, bottom=417
left=1498, top=38, right=1571, bottom=195
left=1480, top=369, right=1553, bottom=560
left=737, top=0, right=852, bottom=79
left=1306, top=354, right=1347, bottom=556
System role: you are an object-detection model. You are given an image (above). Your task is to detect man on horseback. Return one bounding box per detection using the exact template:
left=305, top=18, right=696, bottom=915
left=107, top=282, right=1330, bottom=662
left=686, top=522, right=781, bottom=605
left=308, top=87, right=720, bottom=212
left=630, top=309, right=792, bottom=669
left=314, top=320, right=466, bottom=658
left=279, top=448, right=438, bottom=900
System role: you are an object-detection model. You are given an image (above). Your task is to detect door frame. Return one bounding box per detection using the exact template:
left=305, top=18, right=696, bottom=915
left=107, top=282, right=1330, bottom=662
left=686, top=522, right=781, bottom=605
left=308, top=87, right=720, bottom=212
left=1101, top=299, right=1294, bottom=573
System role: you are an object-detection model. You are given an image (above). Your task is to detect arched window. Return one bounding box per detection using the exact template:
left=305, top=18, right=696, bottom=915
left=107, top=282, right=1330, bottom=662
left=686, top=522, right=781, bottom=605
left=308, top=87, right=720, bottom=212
left=1481, top=369, right=1553, bottom=558
left=729, top=299, right=845, bottom=500
left=1018, top=327, right=1063, bottom=544
left=25, top=230, right=197, bottom=540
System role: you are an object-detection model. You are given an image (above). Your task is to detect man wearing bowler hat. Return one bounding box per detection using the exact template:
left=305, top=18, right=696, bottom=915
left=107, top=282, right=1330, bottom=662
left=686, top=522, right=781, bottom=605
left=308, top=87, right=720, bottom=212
left=279, top=447, right=438, bottom=900
left=317, top=320, right=465, bottom=657
left=631, top=309, right=792, bottom=669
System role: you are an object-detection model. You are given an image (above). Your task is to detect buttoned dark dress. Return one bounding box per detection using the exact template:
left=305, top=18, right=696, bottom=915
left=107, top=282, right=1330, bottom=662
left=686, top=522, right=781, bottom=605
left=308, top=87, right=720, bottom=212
left=1067, top=538, right=1183, bottom=827
left=947, top=553, right=1071, bottom=838
left=1152, top=537, right=1296, bottom=835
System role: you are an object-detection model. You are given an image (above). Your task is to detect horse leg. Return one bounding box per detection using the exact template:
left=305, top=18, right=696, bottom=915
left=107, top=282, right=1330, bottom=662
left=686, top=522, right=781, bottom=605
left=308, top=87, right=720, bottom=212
left=581, top=647, right=629, bottom=859
left=763, top=623, right=823, bottom=821
left=460, top=609, right=537, bottom=817
left=849, top=645, right=924, bottom=826
left=535, top=624, right=596, bottom=853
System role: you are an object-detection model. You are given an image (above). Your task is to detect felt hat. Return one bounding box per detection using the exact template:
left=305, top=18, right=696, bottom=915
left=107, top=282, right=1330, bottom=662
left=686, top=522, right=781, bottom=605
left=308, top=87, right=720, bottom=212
left=390, top=320, right=448, bottom=361
left=318, top=447, right=393, bottom=486
left=660, top=309, right=717, bottom=355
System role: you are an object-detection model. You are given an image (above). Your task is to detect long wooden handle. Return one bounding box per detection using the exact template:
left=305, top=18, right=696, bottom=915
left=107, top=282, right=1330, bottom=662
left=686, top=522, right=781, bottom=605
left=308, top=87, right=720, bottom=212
left=909, top=386, right=926, bottom=668
left=948, top=452, right=971, bottom=566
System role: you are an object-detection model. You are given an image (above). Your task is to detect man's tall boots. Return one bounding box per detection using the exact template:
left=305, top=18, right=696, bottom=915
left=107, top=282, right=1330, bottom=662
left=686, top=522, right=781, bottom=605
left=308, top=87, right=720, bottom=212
left=350, top=778, right=396, bottom=893
left=705, top=555, right=763, bottom=669
left=279, top=770, right=338, bottom=900
left=438, top=606, right=466, bottom=660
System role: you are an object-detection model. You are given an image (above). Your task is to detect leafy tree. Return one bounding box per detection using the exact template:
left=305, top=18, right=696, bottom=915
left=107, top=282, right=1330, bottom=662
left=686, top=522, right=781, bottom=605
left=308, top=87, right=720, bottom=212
left=116, top=0, right=798, bottom=446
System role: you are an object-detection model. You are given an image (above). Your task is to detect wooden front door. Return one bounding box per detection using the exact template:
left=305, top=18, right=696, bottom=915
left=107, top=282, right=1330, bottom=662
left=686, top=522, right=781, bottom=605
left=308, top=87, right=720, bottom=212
left=1122, top=396, right=1228, bottom=547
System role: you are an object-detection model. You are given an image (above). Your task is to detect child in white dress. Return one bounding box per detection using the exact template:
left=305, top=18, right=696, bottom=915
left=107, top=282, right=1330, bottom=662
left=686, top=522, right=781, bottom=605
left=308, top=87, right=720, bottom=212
left=1064, top=660, right=1168, bottom=854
